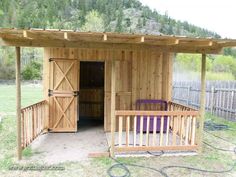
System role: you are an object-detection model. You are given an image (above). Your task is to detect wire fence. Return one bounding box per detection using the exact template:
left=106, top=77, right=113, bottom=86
left=172, top=81, right=236, bottom=121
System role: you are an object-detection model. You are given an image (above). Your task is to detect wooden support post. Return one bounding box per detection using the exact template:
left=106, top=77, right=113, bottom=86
left=110, top=59, right=116, bottom=157
left=16, top=47, right=22, bottom=160
left=197, top=53, right=206, bottom=152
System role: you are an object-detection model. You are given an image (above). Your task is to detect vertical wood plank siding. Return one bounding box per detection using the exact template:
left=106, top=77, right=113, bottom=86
left=43, top=48, right=173, bottom=131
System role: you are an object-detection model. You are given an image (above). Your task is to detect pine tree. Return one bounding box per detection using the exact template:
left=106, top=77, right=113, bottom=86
left=142, top=17, right=146, bottom=26
left=115, top=8, right=124, bottom=32
left=137, top=18, right=142, bottom=29
left=126, top=18, right=131, bottom=28
left=81, top=10, right=105, bottom=32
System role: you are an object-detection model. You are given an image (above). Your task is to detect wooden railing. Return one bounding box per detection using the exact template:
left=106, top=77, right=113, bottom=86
left=168, top=101, right=198, bottom=111
left=114, top=108, right=199, bottom=152
left=21, top=100, right=48, bottom=149
left=168, top=101, right=198, bottom=138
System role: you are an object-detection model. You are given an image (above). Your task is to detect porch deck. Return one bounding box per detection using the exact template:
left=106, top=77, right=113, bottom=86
left=106, top=132, right=197, bottom=157
left=21, top=100, right=199, bottom=162
left=28, top=125, right=196, bottom=164
left=106, top=131, right=182, bottom=149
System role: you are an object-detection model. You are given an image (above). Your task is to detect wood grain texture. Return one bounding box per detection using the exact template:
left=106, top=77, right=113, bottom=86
left=43, top=48, right=174, bottom=132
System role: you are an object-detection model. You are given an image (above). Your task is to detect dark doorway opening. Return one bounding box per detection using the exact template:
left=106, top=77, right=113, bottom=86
left=78, top=61, right=104, bottom=130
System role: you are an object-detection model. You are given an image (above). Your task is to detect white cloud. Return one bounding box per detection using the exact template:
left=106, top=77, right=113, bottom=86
left=139, top=0, right=236, bottom=38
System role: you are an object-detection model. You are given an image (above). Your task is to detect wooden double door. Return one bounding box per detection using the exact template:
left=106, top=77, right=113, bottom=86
left=49, top=58, right=78, bottom=132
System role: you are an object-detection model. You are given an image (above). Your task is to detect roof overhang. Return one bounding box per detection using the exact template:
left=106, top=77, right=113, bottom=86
left=1, top=28, right=236, bottom=54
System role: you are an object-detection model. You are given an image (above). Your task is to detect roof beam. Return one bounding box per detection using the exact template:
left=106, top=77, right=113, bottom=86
left=24, top=30, right=66, bottom=40
left=0, top=33, right=22, bottom=40
left=179, top=40, right=216, bottom=47
left=218, top=41, right=236, bottom=47
left=166, top=39, right=179, bottom=45
left=0, top=38, right=223, bottom=54
left=23, top=30, right=37, bottom=39
left=133, top=36, right=145, bottom=43
left=145, top=38, right=179, bottom=46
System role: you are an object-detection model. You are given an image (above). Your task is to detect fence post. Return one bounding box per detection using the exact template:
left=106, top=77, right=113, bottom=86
left=187, top=86, right=191, bottom=106
left=210, top=86, right=215, bottom=114
left=231, top=91, right=235, bottom=119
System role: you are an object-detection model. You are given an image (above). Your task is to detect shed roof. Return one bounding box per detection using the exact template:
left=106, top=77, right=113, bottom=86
left=1, top=28, right=236, bottom=54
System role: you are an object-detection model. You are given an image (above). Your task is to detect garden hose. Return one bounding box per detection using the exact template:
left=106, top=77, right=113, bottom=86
left=107, top=122, right=236, bottom=177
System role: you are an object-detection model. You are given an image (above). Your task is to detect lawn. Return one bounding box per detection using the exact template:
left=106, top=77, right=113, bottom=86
left=0, top=84, right=235, bottom=177
left=0, top=84, right=43, bottom=114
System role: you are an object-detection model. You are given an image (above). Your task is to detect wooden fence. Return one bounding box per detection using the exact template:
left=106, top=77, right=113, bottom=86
left=172, top=81, right=236, bottom=121
left=21, top=100, right=47, bottom=149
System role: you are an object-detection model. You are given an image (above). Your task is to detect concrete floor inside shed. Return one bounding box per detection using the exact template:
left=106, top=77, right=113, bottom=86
left=28, top=119, right=109, bottom=164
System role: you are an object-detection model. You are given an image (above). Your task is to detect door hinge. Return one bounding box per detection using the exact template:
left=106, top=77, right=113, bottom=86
left=48, top=89, right=53, bottom=97
left=73, top=91, right=80, bottom=97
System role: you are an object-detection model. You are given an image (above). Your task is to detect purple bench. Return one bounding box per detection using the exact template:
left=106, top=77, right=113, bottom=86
left=136, top=99, right=168, bottom=133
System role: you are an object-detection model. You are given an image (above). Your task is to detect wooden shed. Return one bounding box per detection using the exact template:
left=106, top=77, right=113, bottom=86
left=0, top=28, right=236, bottom=160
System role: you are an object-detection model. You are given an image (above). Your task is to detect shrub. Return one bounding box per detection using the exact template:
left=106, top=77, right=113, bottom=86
left=175, top=53, right=212, bottom=72
left=21, top=61, right=42, bottom=80
left=0, top=63, right=15, bottom=79
left=212, top=55, right=236, bottom=78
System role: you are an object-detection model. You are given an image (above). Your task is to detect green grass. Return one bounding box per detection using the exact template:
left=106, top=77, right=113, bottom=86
left=0, top=84, right=43, bottom=171
left=183, top=71, right=235, bottom=81
left=22, top=147, right=33, bottom=158
left=0, top=115, right=16, bottom=170
left=0, top=84, right=43, bottom=113
left=206, top=72, right=235, bottom=81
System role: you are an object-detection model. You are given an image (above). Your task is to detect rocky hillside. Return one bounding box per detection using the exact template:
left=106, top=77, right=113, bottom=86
left=0, top=0, right=221, bottom=38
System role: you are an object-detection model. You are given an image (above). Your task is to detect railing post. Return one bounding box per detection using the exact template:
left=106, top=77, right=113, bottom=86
left=32, top=107, right=35, bottom=140
left=197, top=53, right=206, bottom=153
left=210, top=86, right=215, bottom=114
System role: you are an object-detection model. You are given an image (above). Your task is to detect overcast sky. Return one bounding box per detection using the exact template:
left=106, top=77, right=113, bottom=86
left=139, top=0, right=236, bottom=39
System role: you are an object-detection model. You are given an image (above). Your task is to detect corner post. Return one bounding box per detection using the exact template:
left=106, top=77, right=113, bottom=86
left=16, top=47, right=22, bottom=160
left=197, top=53, right=206, bottom=152
left=110, top=59, right=116, bottom=157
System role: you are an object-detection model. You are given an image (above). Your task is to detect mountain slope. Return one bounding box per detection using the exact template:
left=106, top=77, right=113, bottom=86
left=0, top=0, right=221, bottom=38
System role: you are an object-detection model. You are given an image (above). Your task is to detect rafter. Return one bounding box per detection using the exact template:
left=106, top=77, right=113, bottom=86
left=103, top=34, right=107, bottom=41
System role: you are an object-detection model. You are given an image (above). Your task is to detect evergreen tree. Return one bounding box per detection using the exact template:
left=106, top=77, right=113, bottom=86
left=142, top=17, right=146, bottom=26
left=125, top=18, right=131, bottom=27
left=81, top=10, right=105, bottom=32
left=137, top=18, right=142, bottom=29
left=0, top=0, right=222, bottom=38
left=115, top=8, right=124, bottom=32
left=167, top=25, right=173, bottom=35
